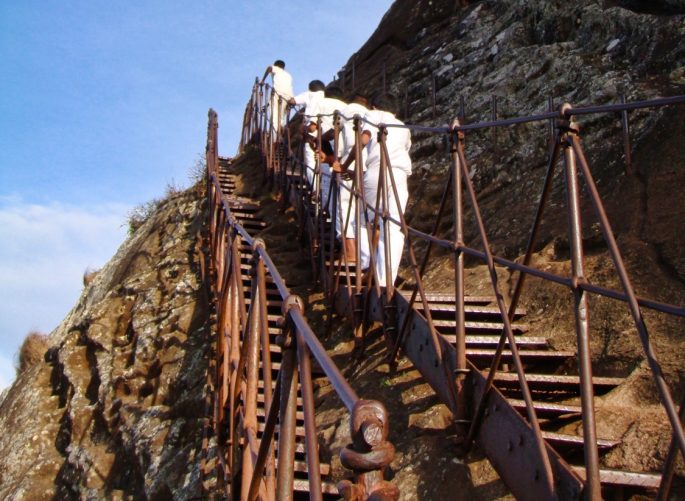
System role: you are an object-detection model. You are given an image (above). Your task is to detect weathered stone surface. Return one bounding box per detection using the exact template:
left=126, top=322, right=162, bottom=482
left=0, top=188, right=208, bottom=499
left=339, top=0, right=685, bottom=273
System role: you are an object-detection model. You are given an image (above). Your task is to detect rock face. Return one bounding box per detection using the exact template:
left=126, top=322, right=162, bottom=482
left=338, top=0, right=685, bottom=273
left=0, top=188, right=209, bottom=499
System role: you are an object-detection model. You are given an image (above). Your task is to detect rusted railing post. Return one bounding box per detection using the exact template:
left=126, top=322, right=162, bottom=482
left=656, top=395, right=685, bottom=500
left=227, top=231, right=243, bottom=480
left=276, top=312, right=299, bottom=501
left=450, top=119, right=468, bottom=444
left=240, top=245, right=263, bottom=500
left=254, top=239, right=276, bottom=499
left=352, top=116, right=367, bottom=351
left=290, top=295, right=324, bottom=501
left=377, top=126, right=398, bottom=348
left=559, top=104, right=602, bottom=500
left=377, top=126, right=392, bottom=294
left=258, top=84, right=266, bottom=156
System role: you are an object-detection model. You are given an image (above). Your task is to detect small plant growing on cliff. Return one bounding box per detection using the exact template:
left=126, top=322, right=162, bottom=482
left=16, top=331, right=48, bottom=375
left=165, top=178, right=182, bottom=198
left=126, top=198, right=161, bottom=236
left=188, top=154, right=207, bottom=185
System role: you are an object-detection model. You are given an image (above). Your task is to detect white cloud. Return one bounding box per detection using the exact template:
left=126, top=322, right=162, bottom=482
left=0, top=197, right=130, bottom=389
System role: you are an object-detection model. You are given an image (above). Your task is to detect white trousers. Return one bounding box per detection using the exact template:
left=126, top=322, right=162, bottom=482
left=336, top=177, right=356, bottom=239
left=360, top=167, right=408, bottom=287
left=270, top=95, right=287, bottom=141
left=303, top=144, right=316, bottom=188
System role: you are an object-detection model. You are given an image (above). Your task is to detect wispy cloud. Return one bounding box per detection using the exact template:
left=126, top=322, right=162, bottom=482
left=0, top=196, right=130, bottom=391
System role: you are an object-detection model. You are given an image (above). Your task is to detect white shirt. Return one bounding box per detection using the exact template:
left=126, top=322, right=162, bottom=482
left=310, top=97, right=347, bottom=134
left=338, top=102, right=369, bottom=166
left=271, top=66, right=293, bottom=100
left=292, top=90, right=324, bottom=124
left=363, top=110, right=412, bottom=175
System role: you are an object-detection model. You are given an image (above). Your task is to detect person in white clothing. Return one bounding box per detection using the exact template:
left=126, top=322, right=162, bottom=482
left=330, top=93, right=370, bottom=263
left=360, top=94, right=412, bottom=288
left=260, top=60, right=293, bottom=140
left=307, top=86, right=347, bottom=215
left=288, top=80, right=326, bottom=189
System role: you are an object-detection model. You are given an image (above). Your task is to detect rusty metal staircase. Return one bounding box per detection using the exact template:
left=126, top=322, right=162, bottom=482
left=291, top=170, right=662, bottom=498
left=239, top=80, right=685, bottom=500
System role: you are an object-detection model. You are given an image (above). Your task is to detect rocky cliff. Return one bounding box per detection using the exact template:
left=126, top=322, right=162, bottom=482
left=0, top=188, right=208, bottom=499
left=339, top=0, right=685, bottom=274
left=336, top=0, right=685, bottom=374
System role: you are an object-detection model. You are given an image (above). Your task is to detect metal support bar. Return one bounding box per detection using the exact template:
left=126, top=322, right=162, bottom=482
left=562, top=116, right=601, bottom=499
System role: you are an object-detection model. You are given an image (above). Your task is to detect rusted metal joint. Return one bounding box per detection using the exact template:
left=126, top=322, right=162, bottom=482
left=449, top=118, right=464, bottom=152
left=252, top=237, right=266, bottom=252
left=276, top=295, right=304, bottom=349
left=557, top=103, right=580, bottom=136
left=353, top=115, right=362, bottom=133
left=570, top=275, right=587, bottom=290
left=377, top=125, right=388, bottom=143
left=282, top=294, right=305, bottom=316
left=338, top=400, right=399, bottom=501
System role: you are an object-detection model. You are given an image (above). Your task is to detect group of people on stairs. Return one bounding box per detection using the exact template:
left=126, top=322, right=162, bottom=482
left=261, top=60, right=412, bottom=288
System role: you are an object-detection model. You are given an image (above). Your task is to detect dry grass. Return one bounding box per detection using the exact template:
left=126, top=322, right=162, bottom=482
left=16, top=331, right=48, bottom=375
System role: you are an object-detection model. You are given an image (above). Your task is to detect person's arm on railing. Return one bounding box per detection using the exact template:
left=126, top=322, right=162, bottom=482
left=333, top=130, right=371, bottom=173
left=260, top=65, right=272, bottom=85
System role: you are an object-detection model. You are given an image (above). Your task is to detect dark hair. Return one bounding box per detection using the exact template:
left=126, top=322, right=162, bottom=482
left=350, top=92, right=369, bottom=107
left=324, top=86, right=344, bottom=100
left=308, top=80, right=326, bottom=92
left=369, top=92, right=395, bottom=114
left=273, top=60, right=286, bottom=69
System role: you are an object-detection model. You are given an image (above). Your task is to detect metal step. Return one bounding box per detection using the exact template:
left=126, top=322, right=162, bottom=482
left=416, top=303, right=527, bottom=320
left=432, top=319, right=529, bottom=334
left=459, top=335, right=550, bottom=349
left=541, top=430, right=619, bottom=451
left=506, top=398, right=582, bottom=418
left=571, top=466, right=662, bottom=490
left=399, top=291, right=496, bottom=305
left=466, top=348, right=575, bottom=365
left=488, top=372, right=623, bottom=394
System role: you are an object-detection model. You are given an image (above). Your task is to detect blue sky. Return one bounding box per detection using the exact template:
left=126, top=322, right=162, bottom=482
left=0, top=1, right=394, bottom=390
